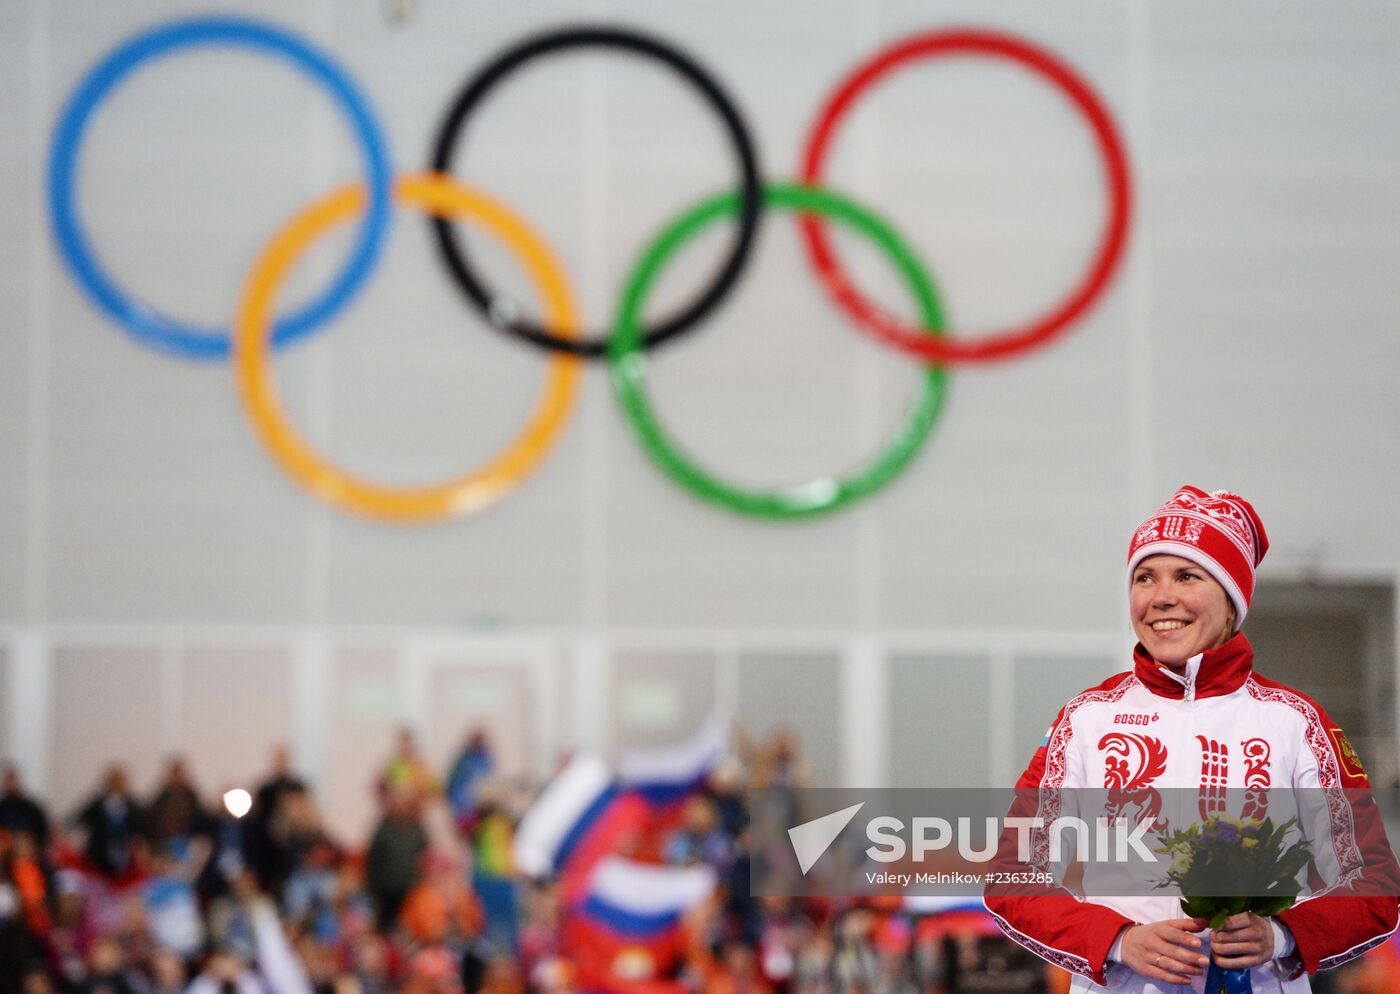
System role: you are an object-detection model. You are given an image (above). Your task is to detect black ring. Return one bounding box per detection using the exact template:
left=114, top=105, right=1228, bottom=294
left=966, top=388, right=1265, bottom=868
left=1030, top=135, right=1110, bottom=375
left=429, top=24, right=763, bottom=358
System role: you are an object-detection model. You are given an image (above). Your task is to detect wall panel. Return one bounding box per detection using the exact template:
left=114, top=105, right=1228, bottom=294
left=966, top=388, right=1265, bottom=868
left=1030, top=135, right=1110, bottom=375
left=888, top=652, right=992, bottom=788
left=176, top=644, right=296, bottom=799
left=326, top=646, right=402, bottom=840
left=50, top=643, right=163, bottom=815
left=736, top=649, right=842, bottom=788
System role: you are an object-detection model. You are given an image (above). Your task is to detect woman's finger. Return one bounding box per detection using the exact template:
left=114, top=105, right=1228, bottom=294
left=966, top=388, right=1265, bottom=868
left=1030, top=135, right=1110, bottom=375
left=1209, top=940, right=1265, bottom=957
left=1213, top=952, right=1264, bottom=969
left=1152, top=957, right=1199, bottom=985
left=1153, top=943, right=1208, bottom=975
left=1169, top=917, right=1209, bottom=933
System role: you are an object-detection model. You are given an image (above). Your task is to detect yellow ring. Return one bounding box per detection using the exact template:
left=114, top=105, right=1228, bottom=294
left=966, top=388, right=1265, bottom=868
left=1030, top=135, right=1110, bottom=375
left=234, top=173, right=581, bottom=522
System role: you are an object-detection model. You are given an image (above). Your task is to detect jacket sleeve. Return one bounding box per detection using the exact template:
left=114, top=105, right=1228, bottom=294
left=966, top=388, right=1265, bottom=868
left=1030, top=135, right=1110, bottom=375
left=984, top=709, right=1135, bottom=986
left=1275, top=702, right=1400, bottom=978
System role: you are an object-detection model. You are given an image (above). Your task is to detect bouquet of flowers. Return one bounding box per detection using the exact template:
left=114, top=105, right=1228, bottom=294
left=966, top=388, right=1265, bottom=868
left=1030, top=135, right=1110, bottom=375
left=1155, top=815, right=1312, bottom=994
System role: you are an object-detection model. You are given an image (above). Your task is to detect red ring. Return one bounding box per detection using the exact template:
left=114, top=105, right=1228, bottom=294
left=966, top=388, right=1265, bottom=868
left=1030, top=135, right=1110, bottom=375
left=798, top=28, right=1132, bottom=364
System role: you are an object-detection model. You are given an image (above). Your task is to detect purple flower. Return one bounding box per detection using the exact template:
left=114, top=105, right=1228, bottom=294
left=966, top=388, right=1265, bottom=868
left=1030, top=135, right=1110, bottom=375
left=1215, top=821, right=1240, bottom=845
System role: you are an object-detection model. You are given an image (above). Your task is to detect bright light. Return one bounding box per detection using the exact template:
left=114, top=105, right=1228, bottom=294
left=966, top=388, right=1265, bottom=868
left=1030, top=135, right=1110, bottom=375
left=223, top=788, right=253, bottom=819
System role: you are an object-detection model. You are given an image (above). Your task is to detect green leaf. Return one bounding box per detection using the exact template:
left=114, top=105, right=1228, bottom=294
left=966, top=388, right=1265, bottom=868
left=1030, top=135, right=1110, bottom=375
left=1181, top=896, right=1217, bottom=919
left=1249, top=897, right=1296, bottom=917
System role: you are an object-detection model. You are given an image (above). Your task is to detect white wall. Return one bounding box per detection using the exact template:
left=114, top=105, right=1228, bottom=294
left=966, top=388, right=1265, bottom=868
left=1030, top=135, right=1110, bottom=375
left=1, top=0, right=1398, bottom=833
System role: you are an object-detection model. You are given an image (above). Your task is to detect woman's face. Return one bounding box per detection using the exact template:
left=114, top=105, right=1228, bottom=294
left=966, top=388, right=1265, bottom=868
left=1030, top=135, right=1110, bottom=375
left=1130, top=554, right=1235, bottom=670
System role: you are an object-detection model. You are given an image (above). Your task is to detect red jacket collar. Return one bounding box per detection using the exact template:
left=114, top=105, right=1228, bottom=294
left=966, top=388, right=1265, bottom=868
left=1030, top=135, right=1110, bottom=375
left=1132, top=631, right=1254, bottom=700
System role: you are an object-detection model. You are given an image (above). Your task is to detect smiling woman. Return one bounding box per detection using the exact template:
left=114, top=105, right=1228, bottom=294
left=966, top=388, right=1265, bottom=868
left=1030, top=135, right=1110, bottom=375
left=1129, top=556, right=1236, bottom=668
left=984, top=486, right=1400, bottom=994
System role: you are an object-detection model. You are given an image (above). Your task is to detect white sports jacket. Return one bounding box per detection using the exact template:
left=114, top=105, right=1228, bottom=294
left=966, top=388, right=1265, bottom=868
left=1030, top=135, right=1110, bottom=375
left=984, top=633, right=1399, bottom=992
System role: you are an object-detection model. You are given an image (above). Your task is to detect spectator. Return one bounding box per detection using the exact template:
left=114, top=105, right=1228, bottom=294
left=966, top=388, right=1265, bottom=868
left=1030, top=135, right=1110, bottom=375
left=247, top=745, right=307, bottom=896
left=184, top=950, right=267, bottom=994
left=445, top=729, right=493, bottom=834
left=328, top=855, right=376, bottom=949
left=295, top=931, right=340, bottom=994
left=346, top=932, right=395, bottom=994
left=48, top=872, right=97, bottom=987
left=529, top=956, right=578, bottom=994
left=701, top=941, right=774, bottom=994
left=78, top=936, right=140, bottom=994
left=517, top=881, right=564, bottom=982
left=401, top=946, right=465, bottom=994
left=664, top=796, right=732, bottom=872
left=71, top=766, right=147, bottom=880
left=467, top=779, right=519, bottom=952
left=189, top=875, right=313, bottom=994
left=254, top=745, right=307, bottom=822
left=19, top=963, right=59, bottom=994
left=366, top=786, right=429, bottom=932
left=146, top=757, right=207, bottom=850
left=399, top=851, right=483, bottom=947
left=476, top=954, right=525, bottom=994
left=0, top=764, right=50, bottom=852
left=753, top=896, right=801, bottom=992
left=0, top=842, right=41, bottom=994
left=284, top=838, right=342, bottom=940
left=7, top=829, right=50, bottom=935
left=146, top=949, right=187, bottom=994
left=8, top=732, right=1394, bottom=994
left=378, top=728, right=439, bottom=806
left=196, top=784, right=256, bottom=904
left=739, top=728, right=808, bottom=842
left=280, top=786, right=334, bottom=870
left=753, top=729, right=808, bottom=792
left=707, top=756, right=748, bottom=840
left=108, top=892, right=158, bottom=985
left=142, top=846, right=204, bottom=960
left=344, top=935, right=394, bottom=994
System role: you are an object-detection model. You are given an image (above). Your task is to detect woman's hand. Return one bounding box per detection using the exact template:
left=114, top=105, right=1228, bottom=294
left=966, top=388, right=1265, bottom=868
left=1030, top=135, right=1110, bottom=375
left=1210, top=912, right=1275, bottom=969
left=1119, top=918, right=1209, bottom=985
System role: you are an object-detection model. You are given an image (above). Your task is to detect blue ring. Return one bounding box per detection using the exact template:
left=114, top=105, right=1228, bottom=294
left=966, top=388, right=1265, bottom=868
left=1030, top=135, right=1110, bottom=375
left=47, top=16, right=393, bottom=360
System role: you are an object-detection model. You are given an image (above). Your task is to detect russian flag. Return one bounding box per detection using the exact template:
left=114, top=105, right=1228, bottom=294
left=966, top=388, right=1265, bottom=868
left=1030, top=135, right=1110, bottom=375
left=512, top=755, right=650, bottom=898
left=564, top=856, right=716, bottom=989
left=906, top=895, right=993, bottom=915
left=579, top=856, right=716, bottom=937
left=618, top=714, right=727, bottom=809
left=909, top=895, right=1001, bottom=942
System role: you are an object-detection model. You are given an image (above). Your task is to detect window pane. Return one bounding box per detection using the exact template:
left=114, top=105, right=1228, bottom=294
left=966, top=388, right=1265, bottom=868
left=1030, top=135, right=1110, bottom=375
left=737, top=650, right=841, bottom=787
left=611, top=649, right=717, bottom=752
left=889, top=653, right=991, bottom=787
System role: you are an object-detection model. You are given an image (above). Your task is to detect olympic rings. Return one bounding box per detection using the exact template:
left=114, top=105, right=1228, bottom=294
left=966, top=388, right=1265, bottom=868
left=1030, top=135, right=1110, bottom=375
left=48, top=15, right=393, bottom=360
left=235, top=173, right=581, bottom=522
left=54, top=18, right=1132, bottom=523
left=609, top=183, right=948, bottom=519
left=798, top=28, right=1132, bottom=364
left=429, top=25, right=763, bottom=359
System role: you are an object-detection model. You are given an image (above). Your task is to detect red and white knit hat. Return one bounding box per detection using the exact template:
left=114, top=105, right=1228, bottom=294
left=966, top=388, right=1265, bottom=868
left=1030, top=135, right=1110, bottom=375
left=1126, top=486, right=1269, bottom=625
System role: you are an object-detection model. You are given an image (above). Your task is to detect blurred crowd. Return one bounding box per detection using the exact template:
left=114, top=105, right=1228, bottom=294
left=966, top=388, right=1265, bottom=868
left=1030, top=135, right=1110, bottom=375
left=0, top=727, right=1395, bottom=994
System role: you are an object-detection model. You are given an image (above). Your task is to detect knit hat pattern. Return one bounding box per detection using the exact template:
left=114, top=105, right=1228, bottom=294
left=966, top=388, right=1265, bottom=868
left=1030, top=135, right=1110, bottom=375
left=1127, top=485, right=1269, bottom=624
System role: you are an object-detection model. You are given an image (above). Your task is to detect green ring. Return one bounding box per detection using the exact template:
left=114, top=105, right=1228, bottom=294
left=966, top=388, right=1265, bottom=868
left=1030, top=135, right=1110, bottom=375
left=608, top=182, right=949, bottom=518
